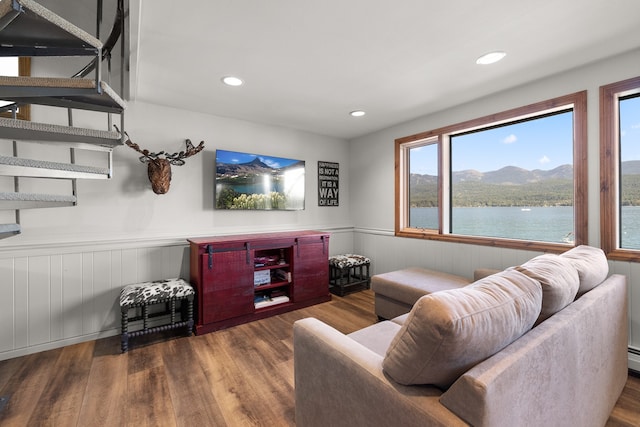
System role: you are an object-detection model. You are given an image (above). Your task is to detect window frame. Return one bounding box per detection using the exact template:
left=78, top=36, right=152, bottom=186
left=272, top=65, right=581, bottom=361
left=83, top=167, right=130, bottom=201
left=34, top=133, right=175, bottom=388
left=395, top=91, right=588, bottom=252
left=600, top=76, right=640, bottom=261
left=0, top=57, right=31, bottom=121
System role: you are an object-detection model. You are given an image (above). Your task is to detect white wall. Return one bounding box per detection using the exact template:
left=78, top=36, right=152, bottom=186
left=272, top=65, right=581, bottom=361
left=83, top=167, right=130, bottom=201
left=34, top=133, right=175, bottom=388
left=348, top=47, right=640, bottom=370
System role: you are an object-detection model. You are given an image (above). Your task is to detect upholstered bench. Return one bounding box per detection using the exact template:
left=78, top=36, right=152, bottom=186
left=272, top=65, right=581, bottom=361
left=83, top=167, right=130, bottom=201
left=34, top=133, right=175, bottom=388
left=371, top=267, right=472, bottom=320
left=329, top=254, right=371, bottom=296
left=119, top=278, right=195, bottom=352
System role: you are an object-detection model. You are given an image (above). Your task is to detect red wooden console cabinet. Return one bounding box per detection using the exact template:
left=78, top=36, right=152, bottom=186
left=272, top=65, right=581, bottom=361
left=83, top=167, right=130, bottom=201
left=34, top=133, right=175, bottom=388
left=188, top=230, right=331, bottom=334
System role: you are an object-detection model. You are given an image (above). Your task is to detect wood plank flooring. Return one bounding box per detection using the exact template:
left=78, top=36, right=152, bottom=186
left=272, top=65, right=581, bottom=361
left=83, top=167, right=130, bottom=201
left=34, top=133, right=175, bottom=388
left=0, top=289, right=637, bottom=426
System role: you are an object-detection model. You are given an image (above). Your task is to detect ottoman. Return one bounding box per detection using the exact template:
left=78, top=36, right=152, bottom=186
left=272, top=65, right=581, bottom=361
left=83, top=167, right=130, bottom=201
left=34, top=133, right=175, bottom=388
left=119, top=278, right=195, bottom=352
left=371, top=267, right=471, bottom=319
left=329, top=254, right=371, bottom=296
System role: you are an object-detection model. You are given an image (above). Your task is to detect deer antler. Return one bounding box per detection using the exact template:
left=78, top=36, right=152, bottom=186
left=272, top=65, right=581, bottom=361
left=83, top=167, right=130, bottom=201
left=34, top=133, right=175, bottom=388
left=114, top=125, right=166, bottom=163
left=165, top=139, right=205, bottom=166
left=115, top=125, right=203, bottom=165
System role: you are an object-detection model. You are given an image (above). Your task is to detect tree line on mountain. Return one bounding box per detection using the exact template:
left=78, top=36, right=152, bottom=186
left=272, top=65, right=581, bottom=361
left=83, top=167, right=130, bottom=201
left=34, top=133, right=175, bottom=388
left=410, top=168, right=640, bottom=207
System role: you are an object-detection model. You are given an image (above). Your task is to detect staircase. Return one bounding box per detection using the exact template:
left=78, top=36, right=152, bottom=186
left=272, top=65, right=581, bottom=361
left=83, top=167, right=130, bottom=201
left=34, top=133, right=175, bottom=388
left=0, top=0, right=125, bottom=238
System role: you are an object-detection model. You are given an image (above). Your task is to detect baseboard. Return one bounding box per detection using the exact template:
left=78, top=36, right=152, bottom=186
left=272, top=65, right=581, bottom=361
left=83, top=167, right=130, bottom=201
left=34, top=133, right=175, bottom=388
left=0, top=328, right=120, bottom=362
left=628, top=348, right=640, bottom=373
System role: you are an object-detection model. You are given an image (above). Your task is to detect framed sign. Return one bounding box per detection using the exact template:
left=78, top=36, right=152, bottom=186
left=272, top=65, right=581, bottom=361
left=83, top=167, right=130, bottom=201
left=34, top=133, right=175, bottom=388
left=318, top=161, right=339, bottom=206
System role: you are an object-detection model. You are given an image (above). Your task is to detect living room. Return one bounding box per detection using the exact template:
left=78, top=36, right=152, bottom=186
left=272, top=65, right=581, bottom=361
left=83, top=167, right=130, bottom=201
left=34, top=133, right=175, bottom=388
left=0, top=0, right=639, bottom=424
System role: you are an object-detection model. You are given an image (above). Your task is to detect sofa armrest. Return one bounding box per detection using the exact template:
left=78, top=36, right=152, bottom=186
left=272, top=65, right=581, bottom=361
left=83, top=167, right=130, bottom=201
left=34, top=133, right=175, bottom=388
left=293, top=317, right=466, bottom=427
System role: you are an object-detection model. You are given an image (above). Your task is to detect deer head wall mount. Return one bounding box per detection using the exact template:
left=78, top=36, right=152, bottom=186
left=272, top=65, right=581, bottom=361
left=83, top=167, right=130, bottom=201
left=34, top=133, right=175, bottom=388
left=116, top=126, right=205, bottom=194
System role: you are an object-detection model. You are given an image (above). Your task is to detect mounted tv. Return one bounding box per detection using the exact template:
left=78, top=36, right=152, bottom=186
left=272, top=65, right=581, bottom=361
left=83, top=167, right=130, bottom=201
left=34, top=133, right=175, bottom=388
left=215, top=149, right=305, bottom=210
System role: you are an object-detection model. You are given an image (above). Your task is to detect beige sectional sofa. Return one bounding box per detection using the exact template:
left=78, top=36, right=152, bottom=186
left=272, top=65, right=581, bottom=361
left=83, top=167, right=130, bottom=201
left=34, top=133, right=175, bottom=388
left=294, top=246, right=628, bottom=427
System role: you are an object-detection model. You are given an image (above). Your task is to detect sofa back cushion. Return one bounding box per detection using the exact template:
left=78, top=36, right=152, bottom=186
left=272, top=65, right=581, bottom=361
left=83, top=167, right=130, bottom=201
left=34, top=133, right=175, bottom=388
left=559, top=245, right=609, bottom=296
left=514, top=254, right=579, bottom=323
left=382, top=269, right=542, bottom=389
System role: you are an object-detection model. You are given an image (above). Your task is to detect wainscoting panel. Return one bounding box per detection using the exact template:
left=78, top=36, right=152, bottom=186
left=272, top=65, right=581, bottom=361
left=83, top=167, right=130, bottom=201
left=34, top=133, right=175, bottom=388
left=610, top=259, right=640, bottom=371
left=63, top=253, right=84, bottom=340
left=354, top=228, right=541, bottom=279
left=29, top=255, right=52, bottom=347
left=14, top=257, right=28, bottom=351
left=0, top=258, right=16, bottom=353
left=0, top=228, right=350, bottom=361
left=0, top=241, right=191, bottom=361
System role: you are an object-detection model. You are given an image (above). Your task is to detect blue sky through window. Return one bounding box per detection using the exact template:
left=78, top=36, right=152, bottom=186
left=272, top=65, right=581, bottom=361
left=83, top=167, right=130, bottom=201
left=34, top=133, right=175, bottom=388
left=621, top=95, right=640, bottom=161
left=410, top=101, right=640, bottom=175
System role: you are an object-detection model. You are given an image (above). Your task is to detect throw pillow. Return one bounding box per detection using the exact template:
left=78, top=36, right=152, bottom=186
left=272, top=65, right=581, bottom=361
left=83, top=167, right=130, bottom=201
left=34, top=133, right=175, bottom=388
left=559, top=245, right=609, bottom=296
left=382, top=269, right=542, bottom=389
left=514, top=253, right=580, bottom=323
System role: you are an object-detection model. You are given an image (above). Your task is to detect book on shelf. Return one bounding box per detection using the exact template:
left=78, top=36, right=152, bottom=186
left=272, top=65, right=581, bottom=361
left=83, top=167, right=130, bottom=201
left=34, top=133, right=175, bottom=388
left=254, top=270, right=271, bottom=286
left=272, top=269, right=292, bottom=283
left=254, top=295, right=290, bottom=309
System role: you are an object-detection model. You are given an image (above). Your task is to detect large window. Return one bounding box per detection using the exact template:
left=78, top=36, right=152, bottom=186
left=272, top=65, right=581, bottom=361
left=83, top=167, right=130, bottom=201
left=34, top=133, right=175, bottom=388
left=601, top=76, right=640, bottom=260
left=396, top=91, right=587, bottom=251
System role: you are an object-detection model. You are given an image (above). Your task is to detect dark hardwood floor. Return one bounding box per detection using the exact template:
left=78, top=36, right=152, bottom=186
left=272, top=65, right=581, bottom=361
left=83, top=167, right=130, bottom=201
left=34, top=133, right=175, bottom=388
left=0, top=289, right=637, bottom=426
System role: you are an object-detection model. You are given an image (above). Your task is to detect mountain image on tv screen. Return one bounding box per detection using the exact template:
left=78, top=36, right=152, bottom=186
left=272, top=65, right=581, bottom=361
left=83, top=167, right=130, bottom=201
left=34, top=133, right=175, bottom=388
left=215, top=149, right=305, bottom=210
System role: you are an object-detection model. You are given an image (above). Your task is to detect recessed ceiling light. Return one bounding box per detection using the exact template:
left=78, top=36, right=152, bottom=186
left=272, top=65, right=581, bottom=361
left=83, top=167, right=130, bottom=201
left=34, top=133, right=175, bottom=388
left=350, top=110, right=366, bottom=117
left=222, top=76, right=243, bottom=86
left=476, top=51, right=506, bottom=65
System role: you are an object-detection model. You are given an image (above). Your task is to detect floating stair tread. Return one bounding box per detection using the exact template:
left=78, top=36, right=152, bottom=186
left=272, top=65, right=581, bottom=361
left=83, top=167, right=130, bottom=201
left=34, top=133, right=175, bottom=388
left=0, top=155, right=110, bottom=179
left=0, top=0, right=102, bottom=56
left=0, top=117, right=122, bottom=147
left=0, top=76, right=126, bottom=113
left=0, top=76, right=125, bottom=112
left=0, top=191, right=76, bottom=209
left=0, top=222, right=20, bottom=238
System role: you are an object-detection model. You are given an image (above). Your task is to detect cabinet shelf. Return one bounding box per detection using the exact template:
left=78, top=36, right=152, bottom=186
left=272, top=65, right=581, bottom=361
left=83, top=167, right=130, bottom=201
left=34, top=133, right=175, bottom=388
left=254, top=280, right=290, bottom=291
left=254, top=263, right=290, bottom=271
left=254, top=295, right=290, bottom=310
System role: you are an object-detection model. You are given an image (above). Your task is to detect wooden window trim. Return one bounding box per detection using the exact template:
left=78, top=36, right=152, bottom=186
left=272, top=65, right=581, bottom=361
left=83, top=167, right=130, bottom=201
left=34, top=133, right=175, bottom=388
left=0, top=57, right=31, bottom=121
left=395, top=91, right=588, bottom=253
left=600, top=76, right=640, bottom=261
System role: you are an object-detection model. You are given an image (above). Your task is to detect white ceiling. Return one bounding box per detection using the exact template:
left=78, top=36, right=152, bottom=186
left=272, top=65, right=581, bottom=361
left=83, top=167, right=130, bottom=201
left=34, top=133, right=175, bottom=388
left=131, top=0, right=640, bottom=140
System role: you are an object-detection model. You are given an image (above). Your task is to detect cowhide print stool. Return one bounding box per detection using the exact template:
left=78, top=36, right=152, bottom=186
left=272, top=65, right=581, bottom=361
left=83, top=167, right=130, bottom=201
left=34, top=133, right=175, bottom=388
left=328, top=254, right=371, bottom=297
left=119, top=278, right=195, bottom=352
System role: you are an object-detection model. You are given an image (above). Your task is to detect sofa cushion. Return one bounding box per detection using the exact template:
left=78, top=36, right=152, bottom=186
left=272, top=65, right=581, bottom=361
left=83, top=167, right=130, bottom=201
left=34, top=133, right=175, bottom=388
left=382, top=269, right=542, bottom=389
left=559, top=245, right=609, bottom=296
left=347, top=320, right=403, bottom=357
left=514, top=254, right=580, bottom=323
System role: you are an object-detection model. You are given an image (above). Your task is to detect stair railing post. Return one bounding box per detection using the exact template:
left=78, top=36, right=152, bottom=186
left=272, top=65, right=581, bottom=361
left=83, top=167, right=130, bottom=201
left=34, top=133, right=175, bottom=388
left=67, top=109, right=78, bottom=205
left=94, top=0, right=103, bottom=94
left=12, top=139, right=20, bottom=225
left=107, top=51, right=113, bottom=130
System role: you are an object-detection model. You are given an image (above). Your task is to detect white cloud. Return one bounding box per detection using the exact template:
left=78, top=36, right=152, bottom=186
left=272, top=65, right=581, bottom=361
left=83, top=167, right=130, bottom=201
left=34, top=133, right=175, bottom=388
left=503, top=134, right=517, bottom=144
left=262, top=157, right=281, bottom=168
left=539, top=155, right=550, bottom=164
left=632, top=123, right=640, bottom=129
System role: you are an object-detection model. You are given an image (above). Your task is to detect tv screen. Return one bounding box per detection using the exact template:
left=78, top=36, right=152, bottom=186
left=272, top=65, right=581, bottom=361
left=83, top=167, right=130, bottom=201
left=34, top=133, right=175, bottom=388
left=215, top=149, right=305, bottom=210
